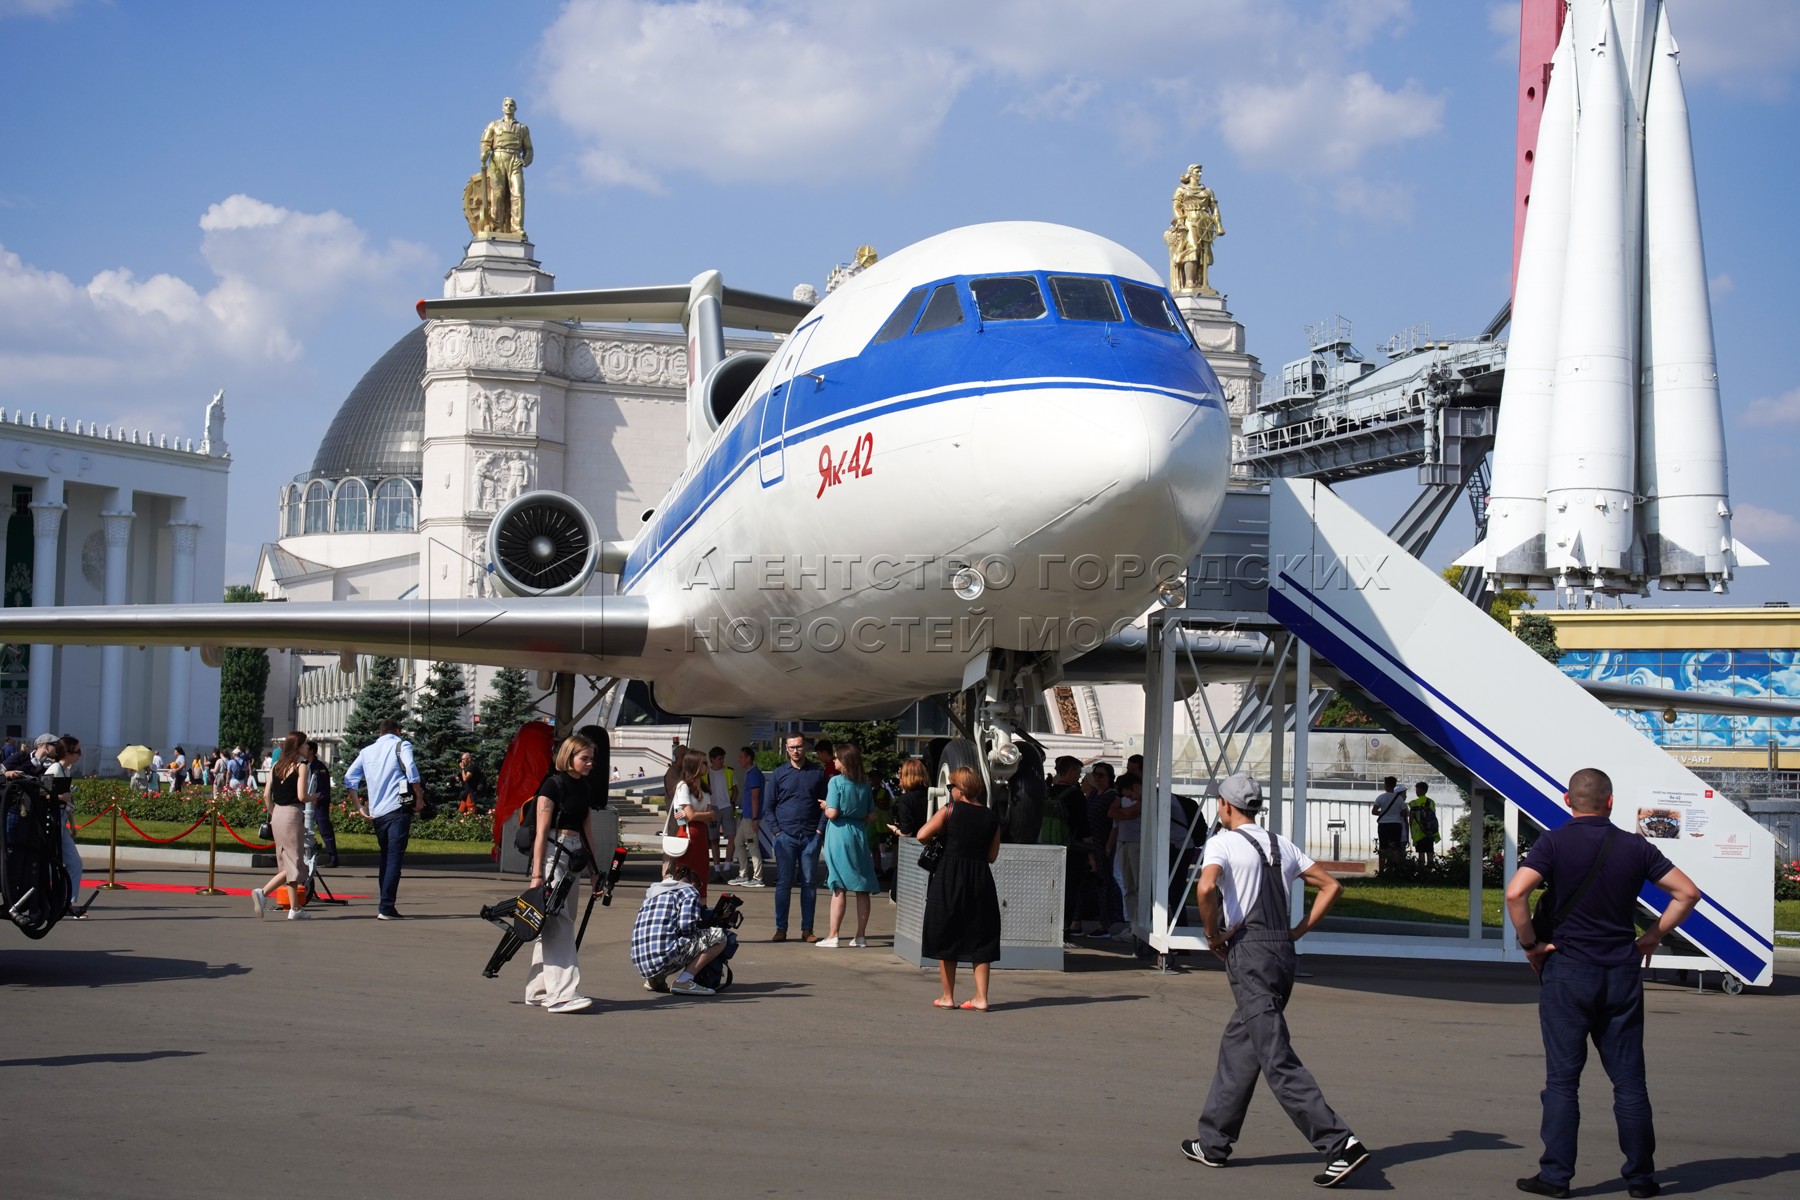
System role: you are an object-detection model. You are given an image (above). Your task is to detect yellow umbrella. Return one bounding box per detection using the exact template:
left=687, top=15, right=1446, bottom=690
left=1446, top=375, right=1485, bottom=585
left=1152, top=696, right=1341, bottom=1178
left=117, top=745, right=155, bottom=772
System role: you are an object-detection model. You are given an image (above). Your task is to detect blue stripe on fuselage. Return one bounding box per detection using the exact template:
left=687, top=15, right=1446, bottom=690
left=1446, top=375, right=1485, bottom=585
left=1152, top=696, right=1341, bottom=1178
left=619, top=298, right=1223, bottom=591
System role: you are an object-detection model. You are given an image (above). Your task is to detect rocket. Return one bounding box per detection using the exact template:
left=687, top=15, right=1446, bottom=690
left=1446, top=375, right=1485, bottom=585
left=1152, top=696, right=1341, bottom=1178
left=1463, top=0, right=1757, bottom=596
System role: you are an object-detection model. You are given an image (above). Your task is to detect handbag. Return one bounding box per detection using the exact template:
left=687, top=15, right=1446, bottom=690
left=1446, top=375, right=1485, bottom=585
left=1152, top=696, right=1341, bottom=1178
left=1531, top=825, right=1618, bottom=945
left=257, top=819, right=274, bottom=842
left=661, top=806, right=691, bottom=858
left=917, top=837, right=945, bottom=874
left=513, top=812, right=536, bottom=856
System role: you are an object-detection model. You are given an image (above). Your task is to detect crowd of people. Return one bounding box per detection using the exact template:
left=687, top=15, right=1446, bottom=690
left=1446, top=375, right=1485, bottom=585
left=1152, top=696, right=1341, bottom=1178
left=4, top=720, right=1710, bottom=1194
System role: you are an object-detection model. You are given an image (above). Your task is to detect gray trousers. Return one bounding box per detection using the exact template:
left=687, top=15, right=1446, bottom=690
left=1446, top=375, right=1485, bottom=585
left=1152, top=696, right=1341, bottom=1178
left=1195, top=934, right=1351, bottom=1159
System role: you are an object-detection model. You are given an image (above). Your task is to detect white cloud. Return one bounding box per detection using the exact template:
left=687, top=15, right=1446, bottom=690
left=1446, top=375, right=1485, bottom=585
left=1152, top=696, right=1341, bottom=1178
left=1740, top=387, right=1800, bottom=428
left=1732, top=503, right=1800, bottom=543
left=0, top=0, right=81, bottom=17
left=536, top=0, right=1443, bottom=213
left=1709, top=272, right=1736, bottom=300
left=0, top=196, right=431, bottom=391
left=1488, top=3, right=1519, bottom=66
left=1665, top=0, right=1800, bottom=100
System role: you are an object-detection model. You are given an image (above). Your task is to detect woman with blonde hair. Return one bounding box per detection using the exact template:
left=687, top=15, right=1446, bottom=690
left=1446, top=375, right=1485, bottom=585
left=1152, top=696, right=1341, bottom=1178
left=819, top=743, right=880, bottom=947
left=669, top=748, right=716, bottom=901
left=915, top=765, right=1002, bottom=1010
left=525, top=733, right=602, bottom=1014
left=252, top=730, right=311, bottom=921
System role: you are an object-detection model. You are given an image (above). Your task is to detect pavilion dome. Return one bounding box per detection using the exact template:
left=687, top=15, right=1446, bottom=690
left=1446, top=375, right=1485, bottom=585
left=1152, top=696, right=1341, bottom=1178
left=308, top=326, right=426, bottom=481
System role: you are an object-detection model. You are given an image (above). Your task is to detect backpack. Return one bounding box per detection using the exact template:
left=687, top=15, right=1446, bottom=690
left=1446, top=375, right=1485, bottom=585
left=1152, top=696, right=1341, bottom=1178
left=1415, top=800, right=1440, bottom=841
left=1039, top=795, right=1070, bottom=847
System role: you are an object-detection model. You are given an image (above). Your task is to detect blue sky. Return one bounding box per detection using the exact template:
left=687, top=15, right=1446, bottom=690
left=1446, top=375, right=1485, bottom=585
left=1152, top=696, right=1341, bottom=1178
left=4, top=0, right=1798, bottom=607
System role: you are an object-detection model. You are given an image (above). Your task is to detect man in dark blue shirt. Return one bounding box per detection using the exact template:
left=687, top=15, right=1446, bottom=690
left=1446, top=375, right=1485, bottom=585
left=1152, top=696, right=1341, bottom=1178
left=765, top=732, right=826, bottom=941
left=1504, top=767, right=1700, bottom=1200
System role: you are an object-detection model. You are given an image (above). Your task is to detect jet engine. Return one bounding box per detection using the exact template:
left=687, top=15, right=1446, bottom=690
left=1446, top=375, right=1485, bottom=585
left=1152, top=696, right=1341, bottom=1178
left=487, top=491, right=601, bottom=597
left=699, top=351, right=772, bottom=432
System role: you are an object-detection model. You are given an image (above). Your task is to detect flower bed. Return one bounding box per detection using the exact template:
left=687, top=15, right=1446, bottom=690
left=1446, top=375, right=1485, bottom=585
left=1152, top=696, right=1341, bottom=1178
left=71, top=779, right=493, bottom=844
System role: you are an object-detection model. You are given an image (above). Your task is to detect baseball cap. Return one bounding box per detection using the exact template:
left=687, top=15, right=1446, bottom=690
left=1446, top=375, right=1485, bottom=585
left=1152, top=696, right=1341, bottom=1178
left=1218, top=773, right=1263, bottom=812
left=33, top=732, right=59, bottom=748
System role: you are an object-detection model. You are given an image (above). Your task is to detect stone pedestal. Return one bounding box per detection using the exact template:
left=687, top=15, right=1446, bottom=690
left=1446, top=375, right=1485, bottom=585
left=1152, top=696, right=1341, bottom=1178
left=443, top=237, right=555, bottom=300
left=1177, top=293, right=1263, bottom=485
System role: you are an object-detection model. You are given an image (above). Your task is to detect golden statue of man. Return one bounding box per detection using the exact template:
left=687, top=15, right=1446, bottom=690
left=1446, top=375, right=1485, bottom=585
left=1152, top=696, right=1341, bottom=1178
left=473, top=96, right=534, bottom=238
left=1168, top=163, right=1224, bottom=294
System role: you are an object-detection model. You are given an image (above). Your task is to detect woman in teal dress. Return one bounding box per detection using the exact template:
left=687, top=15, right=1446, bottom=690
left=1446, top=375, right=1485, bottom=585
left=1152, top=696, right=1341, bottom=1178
left=819, top=742, right=881, bottom=947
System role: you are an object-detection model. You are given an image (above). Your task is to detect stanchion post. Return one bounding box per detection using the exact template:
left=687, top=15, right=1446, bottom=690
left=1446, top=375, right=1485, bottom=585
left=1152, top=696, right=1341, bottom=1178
left=196, top=802, right=225, bottom=895
left=98, top=805, right=125, bottom=889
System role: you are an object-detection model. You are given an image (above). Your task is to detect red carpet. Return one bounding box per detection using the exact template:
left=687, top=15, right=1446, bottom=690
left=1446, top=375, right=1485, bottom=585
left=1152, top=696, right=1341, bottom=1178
left=80, top=879, right=373, bottom=900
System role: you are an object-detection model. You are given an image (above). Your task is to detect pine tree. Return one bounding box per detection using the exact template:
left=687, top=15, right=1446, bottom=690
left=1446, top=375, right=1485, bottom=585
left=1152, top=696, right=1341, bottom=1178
left=411, top=660, right=472, bottom=802
left=340, top=656, right=407, bottom=768
left=475, top=666, right=539, bottom=779
left=217, top=584, right=269, bottom=754
left=820, top=718, right=902, bottom=784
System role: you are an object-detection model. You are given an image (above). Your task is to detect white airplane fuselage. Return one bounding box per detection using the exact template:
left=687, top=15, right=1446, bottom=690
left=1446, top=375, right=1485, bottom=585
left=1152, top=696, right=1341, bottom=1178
left=623, top=223, right=1231, bottom=717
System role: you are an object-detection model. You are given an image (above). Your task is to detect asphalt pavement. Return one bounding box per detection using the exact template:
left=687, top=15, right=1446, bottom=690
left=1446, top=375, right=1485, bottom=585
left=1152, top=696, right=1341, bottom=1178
left=2, top=856, right=1795, bottom=1199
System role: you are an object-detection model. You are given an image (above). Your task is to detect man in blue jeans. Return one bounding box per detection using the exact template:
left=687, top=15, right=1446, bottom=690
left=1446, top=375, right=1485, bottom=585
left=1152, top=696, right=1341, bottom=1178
left=1504, top=767, right=1700, bottom=1200
left=764, top=732, right=825, bottom=942
left=343, top=718, right=425, bottom=920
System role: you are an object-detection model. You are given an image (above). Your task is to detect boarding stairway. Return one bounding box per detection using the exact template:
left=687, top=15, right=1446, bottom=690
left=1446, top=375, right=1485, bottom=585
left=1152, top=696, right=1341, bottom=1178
left=1139, top=478, right=1776, bottom=987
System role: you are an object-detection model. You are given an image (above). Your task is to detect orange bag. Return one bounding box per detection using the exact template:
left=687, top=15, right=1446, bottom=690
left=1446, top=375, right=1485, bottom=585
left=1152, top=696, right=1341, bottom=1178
left=274, top=883, right=310, bottom=910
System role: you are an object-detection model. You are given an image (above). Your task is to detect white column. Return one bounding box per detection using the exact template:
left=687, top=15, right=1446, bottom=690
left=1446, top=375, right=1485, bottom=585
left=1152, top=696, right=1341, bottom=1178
left=1291, top=640, right=1311, bottom=925
left=24, top=487, right=65, bottom=737
left=1502, top=793, right=1521, bottom=957
left=165, top=519, right=200, bottom=749
left=98, top=506, right=135, bottom=770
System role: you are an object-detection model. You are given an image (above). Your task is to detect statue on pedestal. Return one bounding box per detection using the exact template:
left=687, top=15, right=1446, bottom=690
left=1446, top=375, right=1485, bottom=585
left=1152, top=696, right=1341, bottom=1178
left=1166, top=164, right=1224, bottom=295
left=465, top=97, right=535, bottom=238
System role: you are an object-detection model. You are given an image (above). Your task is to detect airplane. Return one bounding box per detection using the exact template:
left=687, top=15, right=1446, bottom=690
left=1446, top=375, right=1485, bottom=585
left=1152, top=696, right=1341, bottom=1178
left=3, top=221, right=1232, bottom=795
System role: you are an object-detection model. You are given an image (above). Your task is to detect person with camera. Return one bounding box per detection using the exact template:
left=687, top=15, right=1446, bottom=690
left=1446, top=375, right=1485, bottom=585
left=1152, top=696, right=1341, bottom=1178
left=303, top=739, right=338, bottom=868
left=524, top=733, right=603, bottom=1015
left=630, top=862, right=729, bottom=996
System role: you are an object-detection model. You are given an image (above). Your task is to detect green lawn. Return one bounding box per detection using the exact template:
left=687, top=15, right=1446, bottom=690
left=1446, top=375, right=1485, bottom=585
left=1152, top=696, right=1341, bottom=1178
left=1777, top=899, right=1799, bottom=947
left=75, top=816, right=489, bottom=860
left=1318, top=881, right=1506, bottom=927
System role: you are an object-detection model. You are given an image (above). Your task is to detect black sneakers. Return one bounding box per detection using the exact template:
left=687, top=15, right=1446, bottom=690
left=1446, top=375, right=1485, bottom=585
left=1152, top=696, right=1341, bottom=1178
left=1627, top=1183, right=1660, bottom=1199
left=1178, top=1139, right=1226, bottom=1168
left=1314, top=1138, right=1372, bottom=1188
left=1516, top=1176, right=1570, bottom=1199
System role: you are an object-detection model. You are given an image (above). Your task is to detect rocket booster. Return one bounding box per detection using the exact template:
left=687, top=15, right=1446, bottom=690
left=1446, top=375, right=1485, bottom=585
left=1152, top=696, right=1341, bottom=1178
left=1464, top=0, right=1754, bottom=596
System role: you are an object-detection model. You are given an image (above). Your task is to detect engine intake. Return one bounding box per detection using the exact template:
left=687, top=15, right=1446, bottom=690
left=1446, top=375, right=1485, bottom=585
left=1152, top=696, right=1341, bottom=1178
left=701, top=351, right=772, bottom=431
left=487, top=491, right=600, bottom=597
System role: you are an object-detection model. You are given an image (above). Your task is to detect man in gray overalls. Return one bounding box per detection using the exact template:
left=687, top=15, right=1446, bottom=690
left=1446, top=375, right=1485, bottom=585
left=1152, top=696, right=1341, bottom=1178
left=1183, top=773, right=1371, bottom=1188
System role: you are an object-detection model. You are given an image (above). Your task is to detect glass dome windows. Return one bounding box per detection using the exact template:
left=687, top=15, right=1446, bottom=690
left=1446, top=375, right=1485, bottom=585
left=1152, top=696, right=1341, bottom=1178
left=303, top=481, right=331, bottom=534
left=372, top=478, right=416, bottom=532
left=333, top=478, right=369, bottom=533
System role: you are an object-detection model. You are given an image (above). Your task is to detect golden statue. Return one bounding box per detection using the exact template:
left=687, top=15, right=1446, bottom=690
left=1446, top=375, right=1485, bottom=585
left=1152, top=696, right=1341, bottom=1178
left=1167, top=163, right=1224, bottom=295
left=467, top=96, right=534, bottom=238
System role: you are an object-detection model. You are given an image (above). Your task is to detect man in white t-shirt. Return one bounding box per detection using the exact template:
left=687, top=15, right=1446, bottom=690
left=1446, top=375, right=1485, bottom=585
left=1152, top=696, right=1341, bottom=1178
left=1182, top=773, right=1370, bottom=1189
left=1370, top=775, right=1408, bottom=874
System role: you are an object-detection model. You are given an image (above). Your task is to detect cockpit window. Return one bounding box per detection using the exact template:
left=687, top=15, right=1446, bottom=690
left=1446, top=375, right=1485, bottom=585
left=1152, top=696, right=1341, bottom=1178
left=873, top=286, right=928, bottom=344
left=1121, top=281, right=1183, bottom=334
left=913, top=282, right=966, bottom=334
left=971, top=275, right=1047, bottom=321
left=1050, top=276, right=1122, bottom=322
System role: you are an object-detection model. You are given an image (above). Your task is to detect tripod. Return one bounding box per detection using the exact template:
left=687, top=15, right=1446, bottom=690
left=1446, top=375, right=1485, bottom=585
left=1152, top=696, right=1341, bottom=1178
left=301, top=820, right=348, bottom=907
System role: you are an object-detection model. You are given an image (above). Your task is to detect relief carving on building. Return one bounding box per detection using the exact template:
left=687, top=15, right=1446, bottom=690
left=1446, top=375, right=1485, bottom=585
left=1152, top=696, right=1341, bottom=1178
left=468, top=532, right=494, bottom=598
left=561, top=335, right=688, bottom=388
left=473, top=449, right=536, bottom=512
left=470, top=387, right=539, bottom=435
left=428, top=324, right=546, bottom=373
left=81, top=529, right=107, bottom=591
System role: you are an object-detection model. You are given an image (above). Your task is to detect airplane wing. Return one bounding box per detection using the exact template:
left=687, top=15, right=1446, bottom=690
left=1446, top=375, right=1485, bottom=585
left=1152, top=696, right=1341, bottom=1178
left=0, top=596, right=655, bottom=677
left=418, top=283, right=814, bottom=333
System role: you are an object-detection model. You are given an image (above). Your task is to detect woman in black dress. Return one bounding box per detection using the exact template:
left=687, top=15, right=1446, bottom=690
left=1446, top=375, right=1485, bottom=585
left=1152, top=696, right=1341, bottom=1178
left=916, top=765, right=1002, bottom=1011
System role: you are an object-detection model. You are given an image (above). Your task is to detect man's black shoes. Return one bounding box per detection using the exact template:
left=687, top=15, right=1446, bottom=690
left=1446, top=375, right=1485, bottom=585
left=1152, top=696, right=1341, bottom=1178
left=1516, top=1176, right=1571, bottom=1199
left=1178, top=1139, right=1226, bottom=1167
left=1628, top=1183, right=1660, bottom=1199
left=1315, top=1138, right=1371, bottom=1188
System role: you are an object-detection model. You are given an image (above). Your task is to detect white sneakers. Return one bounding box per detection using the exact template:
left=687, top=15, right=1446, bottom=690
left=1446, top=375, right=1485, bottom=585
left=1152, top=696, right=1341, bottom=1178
left=815, top=936, right=842, bottom=948
left=546, top=996, right=595, bottom=1014
left=669, top=978, right=714, bottom=995
left=250, top=888, right=266, bottom=919
left=852, top=936, right=868, bottom=948
left=287, top=906, right=310, bottom=920
left=817, top=935, right=869, bottom=948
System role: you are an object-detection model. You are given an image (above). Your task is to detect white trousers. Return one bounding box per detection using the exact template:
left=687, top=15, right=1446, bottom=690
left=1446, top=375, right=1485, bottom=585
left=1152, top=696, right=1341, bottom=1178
left=525, top=832, right=584, bottom=1006
left=734, top=817, right=763, bottom=882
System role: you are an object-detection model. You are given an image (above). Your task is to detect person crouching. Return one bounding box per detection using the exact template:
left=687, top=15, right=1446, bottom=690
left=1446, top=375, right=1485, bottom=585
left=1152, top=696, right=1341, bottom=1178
left=631, top=863, right=729, bottom=996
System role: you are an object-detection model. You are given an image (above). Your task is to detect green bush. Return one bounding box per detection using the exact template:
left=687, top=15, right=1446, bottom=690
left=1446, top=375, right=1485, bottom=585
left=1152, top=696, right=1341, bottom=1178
left=70, top=779, right=493, bottom=844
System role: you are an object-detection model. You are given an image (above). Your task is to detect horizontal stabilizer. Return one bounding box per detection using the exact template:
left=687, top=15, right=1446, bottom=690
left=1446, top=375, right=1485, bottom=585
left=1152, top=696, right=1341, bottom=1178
left=419, top=284, right=813, bottom=333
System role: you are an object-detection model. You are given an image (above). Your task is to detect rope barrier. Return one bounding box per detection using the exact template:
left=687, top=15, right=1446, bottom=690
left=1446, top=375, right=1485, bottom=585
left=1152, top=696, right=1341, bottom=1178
left=117, top=812, right=210, bottom=843
left=215, top=813, right=275, bottom=851
left=72, top=804, right=115, bottom=830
